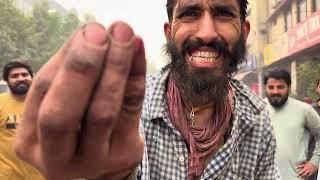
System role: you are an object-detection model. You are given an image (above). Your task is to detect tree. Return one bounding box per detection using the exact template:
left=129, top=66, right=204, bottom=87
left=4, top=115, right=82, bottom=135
left=297, top=59, right=320, bottom=100
left=26, top=2, right=81, bottom=71
left=61, top=9, right=80, bottom=41
left=0, top=0, right=30, bottom=68
left=0, top=0, right=82, bottom=74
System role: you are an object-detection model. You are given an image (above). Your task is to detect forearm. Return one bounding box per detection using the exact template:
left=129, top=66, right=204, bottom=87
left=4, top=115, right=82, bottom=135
left=310, top=141, right=320, bottom=166
left=306, top=106, right=320, bottom=166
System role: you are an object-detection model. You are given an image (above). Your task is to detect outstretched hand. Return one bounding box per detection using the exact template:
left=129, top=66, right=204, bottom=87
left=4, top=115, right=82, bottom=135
left=15, top=22, right=146, bottom=179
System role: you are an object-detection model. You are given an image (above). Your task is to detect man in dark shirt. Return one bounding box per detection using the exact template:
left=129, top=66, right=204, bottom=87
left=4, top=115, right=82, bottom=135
left=312, top=80, right=320, bottom=114
left=308, top=79, right=320, bottom=180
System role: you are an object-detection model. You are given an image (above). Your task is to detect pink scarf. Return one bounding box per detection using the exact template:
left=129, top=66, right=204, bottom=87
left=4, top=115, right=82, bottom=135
left=167, top=78, right=234, bottom=179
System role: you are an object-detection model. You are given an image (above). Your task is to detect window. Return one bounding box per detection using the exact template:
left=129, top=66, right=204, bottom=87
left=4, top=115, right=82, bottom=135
left=297, top=0, right=307, bottom=23
left=284, top=8, right=292, bottom=32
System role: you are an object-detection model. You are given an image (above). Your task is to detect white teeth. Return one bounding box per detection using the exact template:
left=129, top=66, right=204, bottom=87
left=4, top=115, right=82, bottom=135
left=189, top=51, right=218, bottom=62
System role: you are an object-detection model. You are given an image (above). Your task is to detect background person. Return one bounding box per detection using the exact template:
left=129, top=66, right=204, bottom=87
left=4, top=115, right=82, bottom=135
left=0, top=61, right=44, bottom=179
left=264, top=69, right=320, bottom=180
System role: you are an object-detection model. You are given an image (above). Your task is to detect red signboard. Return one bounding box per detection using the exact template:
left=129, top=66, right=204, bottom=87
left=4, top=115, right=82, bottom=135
left=288, top=11, right=320, bottom=55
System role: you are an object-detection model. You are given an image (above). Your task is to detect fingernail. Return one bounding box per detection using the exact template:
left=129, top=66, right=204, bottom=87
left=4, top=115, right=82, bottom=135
left=83, top=23, right=108, bottom=45
left=110, top=22, right=134, bottom=43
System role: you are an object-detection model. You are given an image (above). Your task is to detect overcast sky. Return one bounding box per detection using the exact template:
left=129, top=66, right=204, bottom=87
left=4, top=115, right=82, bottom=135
left=55, top=0, right=169, bottom=69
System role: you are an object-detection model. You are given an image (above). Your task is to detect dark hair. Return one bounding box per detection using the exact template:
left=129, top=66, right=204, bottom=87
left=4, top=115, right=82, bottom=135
left=2, top=61, right=34, bottom=81
left=316, top=79, right=320, bottom=87
left=263, top=69, right=291, bottom=86
left=166, top=0, right=249, bottom=23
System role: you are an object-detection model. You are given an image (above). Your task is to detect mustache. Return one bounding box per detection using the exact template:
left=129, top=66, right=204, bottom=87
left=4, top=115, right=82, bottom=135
left=181, top=38, right=229, bottom=58
left=270, top=94, right=282, bottom=98
left=14, top=81, right=28, bottom=87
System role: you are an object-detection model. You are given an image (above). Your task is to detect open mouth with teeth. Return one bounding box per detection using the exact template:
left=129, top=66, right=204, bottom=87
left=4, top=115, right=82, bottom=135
left=187, top=49, right=222, bottom=68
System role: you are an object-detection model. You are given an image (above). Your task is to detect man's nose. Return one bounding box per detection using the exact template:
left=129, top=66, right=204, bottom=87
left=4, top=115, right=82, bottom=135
left=271, top=88, right=280, bottom=94
left=194, top=12, right=218, bottom=44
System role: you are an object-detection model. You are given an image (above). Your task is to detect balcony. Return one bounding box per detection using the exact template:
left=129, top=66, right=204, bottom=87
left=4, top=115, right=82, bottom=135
left=267, top=0, right=291, bottom=21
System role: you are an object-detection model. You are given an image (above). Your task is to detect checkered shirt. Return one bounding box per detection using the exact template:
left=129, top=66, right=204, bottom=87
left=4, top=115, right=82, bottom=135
left=137, top=70, right=280, bottom=180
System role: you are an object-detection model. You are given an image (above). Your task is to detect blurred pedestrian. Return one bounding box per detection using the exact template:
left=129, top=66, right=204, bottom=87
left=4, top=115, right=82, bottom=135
left=0, top=61, right=44, bottom=179
left=309, top=79, right=320, bottom=180
left=264, top=69, right=320, bottom=180
left=304, top=97, right=314, bottom=104
left=312, top=80, right=320, bottom=114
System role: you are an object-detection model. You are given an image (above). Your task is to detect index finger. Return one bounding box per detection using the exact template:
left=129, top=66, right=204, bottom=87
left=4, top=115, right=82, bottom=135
left=296, top=164, right=305, bottom=169
left=32, top=23, right=109, bottom=178
left=298, top=169, right=309, bottom=177
left=15, top=25, right=80, bottom=169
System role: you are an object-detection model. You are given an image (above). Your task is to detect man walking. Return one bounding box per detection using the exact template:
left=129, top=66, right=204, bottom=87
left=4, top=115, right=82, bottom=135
left=0, top=61, right=44, bottom=179
left=264, top=69, right=320, bottom=180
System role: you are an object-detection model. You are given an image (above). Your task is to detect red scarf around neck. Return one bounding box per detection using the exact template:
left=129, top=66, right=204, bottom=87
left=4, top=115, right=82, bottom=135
left=166, top=77, right=234, bottom=178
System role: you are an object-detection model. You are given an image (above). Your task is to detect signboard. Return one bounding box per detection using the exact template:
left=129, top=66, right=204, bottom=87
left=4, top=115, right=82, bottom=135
left=288, top=11, right=320, bottom=55
left=263, top=44, right=275, bottom=65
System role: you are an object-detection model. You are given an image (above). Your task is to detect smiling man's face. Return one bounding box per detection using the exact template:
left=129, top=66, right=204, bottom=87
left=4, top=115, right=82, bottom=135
left=164, top=0, right=250, bottom=104
left=265, top=78, right=290, bottom=108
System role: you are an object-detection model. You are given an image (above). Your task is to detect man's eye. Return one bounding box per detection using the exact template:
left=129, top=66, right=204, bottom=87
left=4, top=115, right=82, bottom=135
left=10, top=74, right=18, bottom=78
left=179, top=10, right=199, bottom=18
left=214, top=10, right=235, bottom=18
left=268, top=86, right=274, bottom=90
left=21, top=73, right=29, bottom=77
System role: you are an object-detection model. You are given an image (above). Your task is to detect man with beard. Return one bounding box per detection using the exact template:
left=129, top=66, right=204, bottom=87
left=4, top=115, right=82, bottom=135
left=15, top=0, right=279, bottom=179
left=0, top=61, right=44, bottom=179
left=264, top=69, right=320, bottom=180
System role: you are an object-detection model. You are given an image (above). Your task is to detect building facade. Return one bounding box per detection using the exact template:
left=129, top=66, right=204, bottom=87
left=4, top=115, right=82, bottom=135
left=241, top=0, right=320, bottom=98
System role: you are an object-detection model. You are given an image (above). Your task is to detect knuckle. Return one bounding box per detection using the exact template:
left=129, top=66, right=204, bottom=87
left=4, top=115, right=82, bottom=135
left=122, top=95, right=144, bottom=113
left=89, top=103, right=117, bottom=128
left=38, top=108, right=77, bottom=136
left=15, top=143, right=28, bottom=160
left=64, top=50, right=101, bottom=76
left=108, top=53, right=131, bottom=74
left=122, top=81, right=145, bottom=112
left=32, top=77, right=51, bottom=96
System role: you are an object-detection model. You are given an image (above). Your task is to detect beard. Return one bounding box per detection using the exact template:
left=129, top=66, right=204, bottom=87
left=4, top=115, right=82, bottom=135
left=266, top=93, right=289, bottom=108
left=8, top=82, right=30, bottom=95
left=164, top=33, right=247, bottom=106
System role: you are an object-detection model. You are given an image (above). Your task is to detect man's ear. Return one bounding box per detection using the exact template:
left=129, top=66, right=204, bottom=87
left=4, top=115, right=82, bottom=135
left=242, top=20, right=251, bottom=42
left=164, top=22, right=171, bottom=42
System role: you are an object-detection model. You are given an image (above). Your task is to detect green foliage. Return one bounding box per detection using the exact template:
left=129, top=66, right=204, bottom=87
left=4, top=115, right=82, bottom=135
left=0, top=0, right=28, bottom=68
left=0, top=0, right=82, bottom=73
left=297, top=60, right=320, bottom=100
